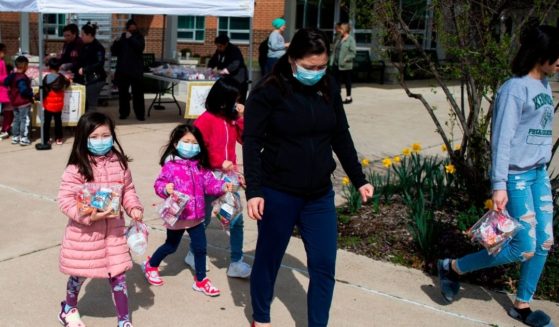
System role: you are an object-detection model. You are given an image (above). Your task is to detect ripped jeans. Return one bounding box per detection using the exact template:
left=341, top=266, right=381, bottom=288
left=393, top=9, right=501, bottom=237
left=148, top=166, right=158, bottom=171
left=456, top=165, right=554, bottom=302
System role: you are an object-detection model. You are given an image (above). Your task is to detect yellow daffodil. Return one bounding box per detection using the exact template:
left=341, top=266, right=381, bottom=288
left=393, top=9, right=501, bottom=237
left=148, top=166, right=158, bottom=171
left=484, top=199, right=494, bottom=210
left=402, top=147, right=411, bottom=156
left=393, top=156, right=401, bottom=163
left=445, top=163, right=456, bottom=174
left=382, top=157, right=393, bottom=168
left=411, top=143, right=422, bottom=153
left=361, top=158, right=370, bottom=167
left=441, top=144, right=447, bottom=152
left=342, top=176, right=350, bottom=186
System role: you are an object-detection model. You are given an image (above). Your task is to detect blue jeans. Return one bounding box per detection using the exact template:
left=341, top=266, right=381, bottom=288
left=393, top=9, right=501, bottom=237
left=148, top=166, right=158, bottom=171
left=149, top=223, right=207, bottom=281
left=251, top=187, right=337, bottom=326
left=12, top=104, right=31, bottom=139
left=199, top=194, right=244, bottom=262
left=456, top=166, right=554, bottom=302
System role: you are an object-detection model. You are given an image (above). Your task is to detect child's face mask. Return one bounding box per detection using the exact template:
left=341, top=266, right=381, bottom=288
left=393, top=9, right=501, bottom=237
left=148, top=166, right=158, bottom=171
left=88, top=137, right=113, bottom=156
left=177, top=141, right=200, bottom=159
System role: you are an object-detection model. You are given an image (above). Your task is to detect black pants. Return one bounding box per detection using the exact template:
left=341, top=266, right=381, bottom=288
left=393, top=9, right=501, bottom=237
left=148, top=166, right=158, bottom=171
left=333, top=66, right=352, bottom=97
left=43, top=110, right=62, bottom=142
left=117, top=75, right=145, bottom=119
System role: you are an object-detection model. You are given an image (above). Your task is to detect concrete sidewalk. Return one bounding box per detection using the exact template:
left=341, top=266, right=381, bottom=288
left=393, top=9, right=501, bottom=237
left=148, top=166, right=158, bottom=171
left=0, top=81, right=558, bottom=326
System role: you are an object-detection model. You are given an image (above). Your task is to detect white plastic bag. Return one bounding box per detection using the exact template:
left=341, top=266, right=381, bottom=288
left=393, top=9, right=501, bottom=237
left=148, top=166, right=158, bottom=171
left=127, top=221, right=149, bottom=256
left=212, top=192, right=243, bottom=228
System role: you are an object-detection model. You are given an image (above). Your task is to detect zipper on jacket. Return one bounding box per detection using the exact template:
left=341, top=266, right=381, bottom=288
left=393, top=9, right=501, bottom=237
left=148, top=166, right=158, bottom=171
left=224, top=121, right=229, bottom=161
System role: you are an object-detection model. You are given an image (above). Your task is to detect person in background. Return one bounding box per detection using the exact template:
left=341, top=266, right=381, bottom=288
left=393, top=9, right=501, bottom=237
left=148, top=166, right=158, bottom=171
left=0, top=43, right=12, bottom=139
left=111, top=19, right=146, bottom=121
left=41, top=57, right=70, bottom=145
left=4, top=56, right=34, bottom=146
left=265, top=17, right=289, bottom=76
left=59, top=24, right=83, bottom=72
left=244, top=28, right=374, bottom=327
left=208, top=35, right=249, bottom=104
left=75, top=23, right=107, bottom=112
left=437, top=25, right=559, bottom=327
left=330, top=22, right=356, bottom=104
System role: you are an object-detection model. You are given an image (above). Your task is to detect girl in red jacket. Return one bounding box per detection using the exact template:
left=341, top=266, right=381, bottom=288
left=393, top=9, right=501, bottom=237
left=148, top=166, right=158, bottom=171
left=57, top=112, right=143, bottom=327
left=189, top=77, right=252, bottom=278
left=42, top=57, right=70, bottom=144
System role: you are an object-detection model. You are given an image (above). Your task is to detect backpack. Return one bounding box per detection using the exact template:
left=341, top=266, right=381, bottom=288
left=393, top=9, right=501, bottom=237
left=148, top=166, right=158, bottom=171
left=258, top=37, right=269, bottom=71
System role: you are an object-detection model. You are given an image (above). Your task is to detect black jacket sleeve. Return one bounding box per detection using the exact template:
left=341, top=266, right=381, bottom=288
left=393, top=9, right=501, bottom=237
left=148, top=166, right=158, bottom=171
left=208, top=52, right=219, bottom=69
left=83, top=44, right=105, bottom=75
left=242, top=87, right=274, bottom=199
left=331, top=91, right=368, bottom=189
left=225, top=47, right=243, bottom=75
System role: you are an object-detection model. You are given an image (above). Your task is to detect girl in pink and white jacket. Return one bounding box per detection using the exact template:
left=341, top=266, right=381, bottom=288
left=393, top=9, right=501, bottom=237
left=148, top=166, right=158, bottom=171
left=143, top=124, right=232, bottom=297
left=0, top=43, right=13, bottom=139
left=191, top=76, right=252, bottom=279
left=57, top=112, right=144, bottom=327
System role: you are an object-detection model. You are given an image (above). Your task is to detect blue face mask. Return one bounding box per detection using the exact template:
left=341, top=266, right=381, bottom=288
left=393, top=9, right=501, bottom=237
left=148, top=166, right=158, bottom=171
left=177, top=141, right=201, bottom=159
left=87, top=137, right=113, bottom=156
left=293, top=64, right=326, bottom=86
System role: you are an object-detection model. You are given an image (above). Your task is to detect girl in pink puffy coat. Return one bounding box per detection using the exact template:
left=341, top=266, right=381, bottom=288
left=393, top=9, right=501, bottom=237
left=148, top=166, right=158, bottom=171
left=0, top=43, right=13, bottom=139
left=143, top=124, right=232, bottom=297
left=57, top=112, right=144, bottom=327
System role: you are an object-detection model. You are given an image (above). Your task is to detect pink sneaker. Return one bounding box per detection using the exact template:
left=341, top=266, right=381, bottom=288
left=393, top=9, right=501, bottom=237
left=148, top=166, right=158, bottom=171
left=142, top=258, right=164, bottom=286
left=57, top=301, right=86, bottom=327
left=192, top=277, right=220, bottom=297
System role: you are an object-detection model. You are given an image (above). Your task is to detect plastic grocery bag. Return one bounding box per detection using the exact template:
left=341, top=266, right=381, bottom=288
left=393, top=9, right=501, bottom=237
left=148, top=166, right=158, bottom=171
left=156, top=191, right=190, bottom=226
left=212, top=192, right=243, bottom=228
left=127, top=221, right=149, bottom=256
left=467, top=210, right=522, bottom=255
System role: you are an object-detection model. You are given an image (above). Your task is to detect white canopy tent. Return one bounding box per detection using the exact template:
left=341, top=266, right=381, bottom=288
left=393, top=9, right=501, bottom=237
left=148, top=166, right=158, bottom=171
left=0, top=0, right=255, bottom=147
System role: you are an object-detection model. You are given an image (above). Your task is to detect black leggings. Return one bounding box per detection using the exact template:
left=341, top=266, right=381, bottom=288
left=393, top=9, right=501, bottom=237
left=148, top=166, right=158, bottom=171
left=333, top=66, right=352, bottom=97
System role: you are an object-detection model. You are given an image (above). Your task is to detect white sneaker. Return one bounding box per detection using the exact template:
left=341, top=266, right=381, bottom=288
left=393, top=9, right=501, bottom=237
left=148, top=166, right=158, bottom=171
left=227, top=259, right=251, bottom=278
left=0, top=132, right=9, bottom=139
left=184, top=251, right=209, bottom=272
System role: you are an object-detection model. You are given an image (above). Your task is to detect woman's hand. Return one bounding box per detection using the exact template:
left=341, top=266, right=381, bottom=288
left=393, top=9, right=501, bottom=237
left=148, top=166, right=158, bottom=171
left=492, top=190, right=508, bottom=211
left=91, top=207, right=118, bottom=222
left=130, top=208, right=143, bottom=222
left=165, top=183, right=174, bottom=195
left=247, top=197, right=265, bottom=220
left=358, top=184, right=374, bottom=203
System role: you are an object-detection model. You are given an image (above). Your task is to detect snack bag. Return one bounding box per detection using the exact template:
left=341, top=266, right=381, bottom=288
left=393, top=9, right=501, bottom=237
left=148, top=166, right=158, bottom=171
left=157, top=190, right=190, bottom=226
left=108, top=185, right=123, bottom=215
left=467, top=210, right=522, bottom=255
left=78, top=184, right=123, bottom=215
left=212, top=191, right=243, bottom=228
left=127, top=221, right=149, bottom=256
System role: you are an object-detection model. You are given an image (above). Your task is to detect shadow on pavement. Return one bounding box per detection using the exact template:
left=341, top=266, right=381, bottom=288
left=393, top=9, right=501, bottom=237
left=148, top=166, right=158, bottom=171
left=78, top=261, right=155, bottom=321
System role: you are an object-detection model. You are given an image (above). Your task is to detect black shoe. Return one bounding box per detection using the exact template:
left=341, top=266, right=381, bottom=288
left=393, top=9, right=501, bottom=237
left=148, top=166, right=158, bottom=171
left=342, top=98, right=353, bottom=104
left=119, top=115, right=128, bottom=120
left=137, top=117, right=146, bottom=121
left=437, top=259, right=460, bottom=303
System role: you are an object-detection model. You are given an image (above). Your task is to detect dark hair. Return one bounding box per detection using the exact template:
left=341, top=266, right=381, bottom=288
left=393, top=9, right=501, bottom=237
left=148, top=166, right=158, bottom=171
left=159, top=124, right=210, bottom=168
left=81, top=22, right=98, bottom=37
left=67, top=112, right=129, bottom=182
left=62, top=24, right=79, bottom=35
left=511, top=25, right=559, bottom=76
left=47, top=57, right=62, bottom=70
left=259, top=28, right=331, bottom=99
left=215, top=34, right=230, bottom=45
left=126, top=19, right=137, bottom=30
left=15, top=56, right=29, bottom=69
left=0, top=43, right=6, bottom=53
left=205, top=76, right=241, bottom=121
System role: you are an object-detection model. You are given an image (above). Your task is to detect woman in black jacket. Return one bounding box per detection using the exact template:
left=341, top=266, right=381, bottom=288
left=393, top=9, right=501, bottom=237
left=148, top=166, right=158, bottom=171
left=244, top=28, right=374, bottom=327
left=75, top=23, right=107, bottom=112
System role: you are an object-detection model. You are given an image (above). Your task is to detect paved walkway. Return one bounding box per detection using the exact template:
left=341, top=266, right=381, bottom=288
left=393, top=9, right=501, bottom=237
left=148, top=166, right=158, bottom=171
left=0, top=81, right=558, bottom=326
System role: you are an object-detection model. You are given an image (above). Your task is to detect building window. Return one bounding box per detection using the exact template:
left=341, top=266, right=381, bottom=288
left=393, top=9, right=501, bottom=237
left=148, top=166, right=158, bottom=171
left=44, top=14, right=67, bottom=38
left=178, top=16, right=205, bottom=42
left=218, top=17, right=250, bottom=44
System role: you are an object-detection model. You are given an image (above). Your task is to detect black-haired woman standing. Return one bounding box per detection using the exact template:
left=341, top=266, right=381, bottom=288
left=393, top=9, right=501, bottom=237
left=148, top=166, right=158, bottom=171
left=75, top=23, right=107, bottom=112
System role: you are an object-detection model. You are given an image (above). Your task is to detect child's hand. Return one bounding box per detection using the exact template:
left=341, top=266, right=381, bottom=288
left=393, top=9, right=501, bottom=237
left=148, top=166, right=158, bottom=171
left=91, top=207, right=118, bottom=222
left=130, top=208, right=143, bottom=222
left=165, top=183, right=174, bottom=195
left=235, top=103, right=245, bottom=115
left=237, top=173, right=246, bottom=188
left=222, top=160, right=234, bottom=171
left=223, top=182, right=233, bottom=192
